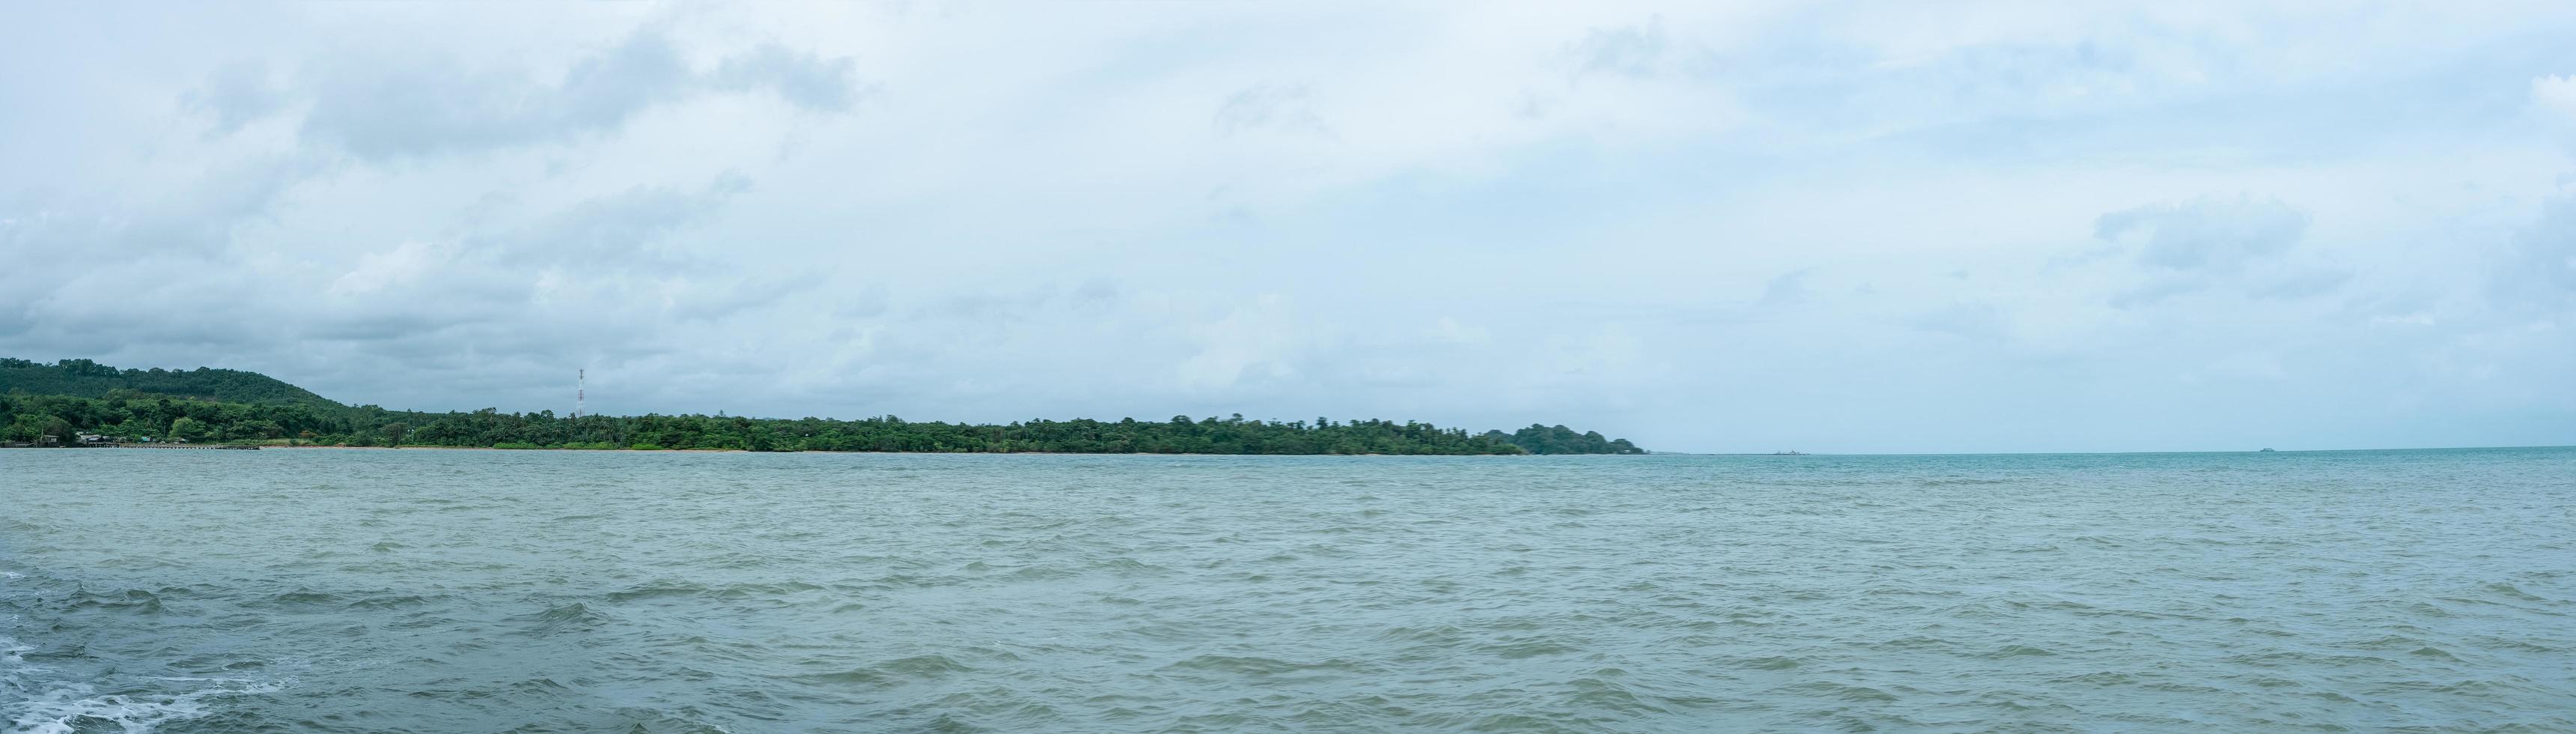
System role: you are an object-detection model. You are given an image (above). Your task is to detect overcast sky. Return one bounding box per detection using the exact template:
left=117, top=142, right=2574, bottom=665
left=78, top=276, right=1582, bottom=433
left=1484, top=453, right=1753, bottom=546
left=5, top=2, right=2575, bottom=453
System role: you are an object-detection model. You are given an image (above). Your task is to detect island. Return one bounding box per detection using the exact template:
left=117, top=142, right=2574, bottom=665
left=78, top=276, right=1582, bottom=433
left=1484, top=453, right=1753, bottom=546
left=1, top=357, right=1645, bottom=455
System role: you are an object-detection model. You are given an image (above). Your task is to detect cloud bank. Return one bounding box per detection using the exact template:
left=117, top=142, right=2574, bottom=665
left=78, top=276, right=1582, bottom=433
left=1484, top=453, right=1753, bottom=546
left=4, top=1, right=2575, bottom=452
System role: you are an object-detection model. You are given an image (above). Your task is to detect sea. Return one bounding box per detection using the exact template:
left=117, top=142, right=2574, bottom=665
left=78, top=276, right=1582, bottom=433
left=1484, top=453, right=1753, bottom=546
left=1, top=447, right=2570, bottom=733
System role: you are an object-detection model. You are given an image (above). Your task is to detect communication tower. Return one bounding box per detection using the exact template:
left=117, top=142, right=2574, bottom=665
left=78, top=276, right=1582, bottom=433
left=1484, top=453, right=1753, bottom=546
left=576, top=369, right=585, bottom=419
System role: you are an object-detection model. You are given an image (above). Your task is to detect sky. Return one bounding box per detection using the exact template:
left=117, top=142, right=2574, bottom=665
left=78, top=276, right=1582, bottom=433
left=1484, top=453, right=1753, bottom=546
left=4, top=2, right=2575, bottom=454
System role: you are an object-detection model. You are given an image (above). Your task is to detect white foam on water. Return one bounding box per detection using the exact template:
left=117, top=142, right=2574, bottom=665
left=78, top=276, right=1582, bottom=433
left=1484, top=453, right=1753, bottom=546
left=4, top=679, right=284, bottom=734
left=0, top=635, right=284, bottom=734
left=0, top=635, right=36, bottom=694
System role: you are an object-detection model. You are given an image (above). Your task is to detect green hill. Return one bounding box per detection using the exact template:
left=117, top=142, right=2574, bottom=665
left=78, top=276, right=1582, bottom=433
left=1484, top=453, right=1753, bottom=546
left=1487, top=424, right=1646, bottom=455
left=0, top=357, right=340, bottom=409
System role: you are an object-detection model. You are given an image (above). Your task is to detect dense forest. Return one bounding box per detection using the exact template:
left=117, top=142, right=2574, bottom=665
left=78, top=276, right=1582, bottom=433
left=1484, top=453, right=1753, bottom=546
left=0, top=357, right=338, bottom=407
left=2, top=358, right=1645, bottom=455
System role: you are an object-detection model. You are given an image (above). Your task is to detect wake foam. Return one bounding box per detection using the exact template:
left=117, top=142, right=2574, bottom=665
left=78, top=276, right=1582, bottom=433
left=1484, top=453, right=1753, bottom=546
left=0, top=635, right=284, bottom=734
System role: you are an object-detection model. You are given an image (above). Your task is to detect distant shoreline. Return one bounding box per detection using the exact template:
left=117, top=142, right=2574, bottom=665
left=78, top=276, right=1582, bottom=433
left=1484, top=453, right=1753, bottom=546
left=6, top=357, right=1645, bottom=455
left=16, top=443, right=1571, bottom=457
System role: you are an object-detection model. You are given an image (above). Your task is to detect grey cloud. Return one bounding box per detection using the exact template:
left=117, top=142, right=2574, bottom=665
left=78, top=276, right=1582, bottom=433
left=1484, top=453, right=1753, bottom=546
left=924, top=280, right=1130, bottom=321
left=303, top=312, right=456, bottom=343
left=2331, top=288, right=2442, bottom=326
left=299, top=34, right=683, bottom=160
left=2247, top=265, right=2353, bottom=300
left=305, top=255, right=538, bottom=345
left=2107, top=277, right=2206, bottom=309
left=2095, top=195, right=2308, bottom=271
left=1758, top=268, right=1812, bottom=307
left=481, top=174, right=752, bottom=273
left=667, top=273, right=825, bottom=323
left=716, top=43, right=867, bottom=112
left=549, top=31, right=697, bottom=132
left=270, top=173, right=776, bottom=373
left=1909, top=302, right=2008, bottom=339
left=296, top=32, right=861, bottom=161
left=1214, top=82, right=1329, bottom=137
left=10, top=255, right=281, bottom=354
left=0, top=154, right=325, bottom=339
left=2492, top=190, right=2576, bottom=310
left=1568, top=18, right=1668, bottom=79
left=297, top=277, right=677, bottom=381
left=1, top=154, right=325, bottom=259
left=1071, top=277, right=1121, bottom=304
left=833, top=286, right=892, bottom=318
left=2089, top=197, right=2343, bottom=309
left=2532, top=74, right=2576, bottom=152
left=188, top=59, right=289, bottom=135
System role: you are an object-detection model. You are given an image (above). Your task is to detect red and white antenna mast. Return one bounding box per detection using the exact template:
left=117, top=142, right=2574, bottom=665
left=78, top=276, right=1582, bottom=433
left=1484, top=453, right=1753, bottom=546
left=576, top=369, right=585, bottom=419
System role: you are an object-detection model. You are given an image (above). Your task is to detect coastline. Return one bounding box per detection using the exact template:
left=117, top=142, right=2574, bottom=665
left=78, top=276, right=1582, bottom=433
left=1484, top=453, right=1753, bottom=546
left=263, top=444, right=740, bottom=452
left=75, top=444, right=1561, bottom=456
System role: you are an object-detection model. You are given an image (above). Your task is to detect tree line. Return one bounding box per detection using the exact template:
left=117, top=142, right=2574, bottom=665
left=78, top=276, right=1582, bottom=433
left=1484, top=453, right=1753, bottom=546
left=2, top=358, right=1645, bottom=455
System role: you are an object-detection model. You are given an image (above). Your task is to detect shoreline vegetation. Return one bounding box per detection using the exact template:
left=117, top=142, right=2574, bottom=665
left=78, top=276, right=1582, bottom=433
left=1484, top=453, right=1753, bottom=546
left=2, top=357, right=1645, bottom=455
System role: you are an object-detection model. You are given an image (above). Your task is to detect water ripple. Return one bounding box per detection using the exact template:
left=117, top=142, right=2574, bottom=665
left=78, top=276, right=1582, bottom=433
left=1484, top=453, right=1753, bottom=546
left=1, top=447, right=2572, bottom=732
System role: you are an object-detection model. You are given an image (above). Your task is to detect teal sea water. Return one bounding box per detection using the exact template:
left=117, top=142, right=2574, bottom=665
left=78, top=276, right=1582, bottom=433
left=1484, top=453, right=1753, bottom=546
left=2, top=448, right=2571, bottom=733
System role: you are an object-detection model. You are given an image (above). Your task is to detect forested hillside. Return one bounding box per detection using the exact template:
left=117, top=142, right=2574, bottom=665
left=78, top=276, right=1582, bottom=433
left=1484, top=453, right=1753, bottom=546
left=1, top=357, right=1648, bottom=455
left=1488, top=424, right=1647, bottom=455
left=0, top=358, right=337, bottom=408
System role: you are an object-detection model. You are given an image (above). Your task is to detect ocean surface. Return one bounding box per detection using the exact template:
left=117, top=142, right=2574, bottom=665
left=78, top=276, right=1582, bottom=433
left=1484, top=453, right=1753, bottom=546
left=1, top=448, right=2571, bottom=733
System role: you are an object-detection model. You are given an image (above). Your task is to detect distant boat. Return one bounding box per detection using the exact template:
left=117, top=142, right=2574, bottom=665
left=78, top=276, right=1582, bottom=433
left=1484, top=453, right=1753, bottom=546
left=1771, top=450, right=1806, bottom=455
left=2258, top=448, right=2277, bottom=452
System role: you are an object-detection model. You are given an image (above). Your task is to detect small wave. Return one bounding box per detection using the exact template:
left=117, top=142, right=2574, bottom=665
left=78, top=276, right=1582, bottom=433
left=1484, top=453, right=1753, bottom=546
left=264, top=590, right=340, bottom=607
left=66, top=589, right=166, bottom=616
left=2408, top=646, right=2462, bottom=661
left=1741, top=655, right=1800, bottom=670
left=510, top=602, right=612, bottom=635
left=1917, top=477, right=2017, bottom=486
left=1372, top=625, right=1466, bottom=645
left=710, top=581, right=827, bottom=599
left=606, top=583, right=710, bottom=603
left=1779, top=680, right=1899, bottom=703
left=341, top=594, right=433, bottom=610
left=2050, top=671, right=2135, bottom=686
left=797, top=669, right=889, bottom=687
left=879, top=655, right=972, bottom=678
left=1563, top=677, right=1660, bottom=715
left=1159, top=655, right=1374, bottom=677
left=800, top=654, right=974, bottom=688
left=1480, top=640, right=1578, bottom=660
left=2481, top=582, right=2550, bottom=602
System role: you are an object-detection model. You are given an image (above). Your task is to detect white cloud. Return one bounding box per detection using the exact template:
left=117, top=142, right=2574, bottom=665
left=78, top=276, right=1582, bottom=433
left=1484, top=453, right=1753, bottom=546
left=2534, top=75, right=2576, bottom=124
